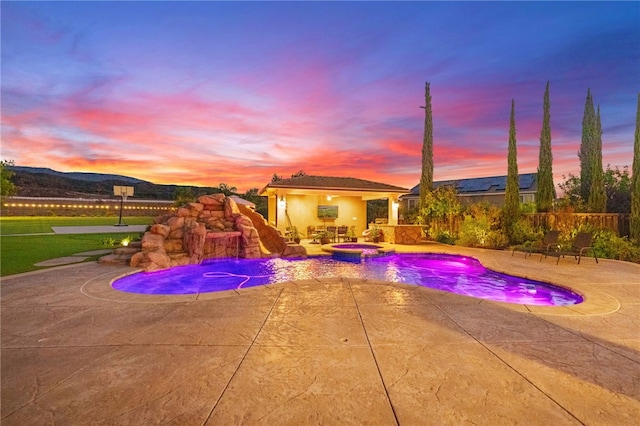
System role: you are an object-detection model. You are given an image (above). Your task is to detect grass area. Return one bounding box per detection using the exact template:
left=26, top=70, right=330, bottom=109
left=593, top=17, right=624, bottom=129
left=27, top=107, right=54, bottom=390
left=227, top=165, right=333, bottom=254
left=1, top=233, right=139, bottom=276
left=0, top=216, right=155, bottom=276
left=0, top=216, right=154, bottom=235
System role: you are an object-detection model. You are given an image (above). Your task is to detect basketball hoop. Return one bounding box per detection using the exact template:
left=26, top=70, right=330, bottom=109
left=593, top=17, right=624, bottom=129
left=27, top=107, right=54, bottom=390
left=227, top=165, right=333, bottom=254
left=114, top=186, right=134, bottom=226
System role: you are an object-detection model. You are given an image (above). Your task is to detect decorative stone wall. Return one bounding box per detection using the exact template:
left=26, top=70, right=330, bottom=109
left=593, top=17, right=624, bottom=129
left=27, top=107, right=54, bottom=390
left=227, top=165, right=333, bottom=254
left=394, top=225, right=424, bottom=244
left=376, top=225, right=424, bottom=245
left=130, top=194, right=300, bottom=272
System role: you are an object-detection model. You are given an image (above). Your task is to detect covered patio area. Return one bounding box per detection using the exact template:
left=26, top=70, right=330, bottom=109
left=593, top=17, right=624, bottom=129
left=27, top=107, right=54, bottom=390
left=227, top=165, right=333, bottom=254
left=259, top=175, right=409, bottom=240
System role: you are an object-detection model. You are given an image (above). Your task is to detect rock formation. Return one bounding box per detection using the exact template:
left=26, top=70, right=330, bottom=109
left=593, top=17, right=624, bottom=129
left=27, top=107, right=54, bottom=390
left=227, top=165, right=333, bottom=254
left=235, top=203, right=307, bottom=258
left=126, top=194, right=306, bottom=271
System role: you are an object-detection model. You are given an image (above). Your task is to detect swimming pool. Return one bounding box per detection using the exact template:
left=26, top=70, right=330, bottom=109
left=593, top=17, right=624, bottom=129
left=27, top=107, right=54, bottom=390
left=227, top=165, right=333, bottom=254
left=112, top=253, right=583, bottom=306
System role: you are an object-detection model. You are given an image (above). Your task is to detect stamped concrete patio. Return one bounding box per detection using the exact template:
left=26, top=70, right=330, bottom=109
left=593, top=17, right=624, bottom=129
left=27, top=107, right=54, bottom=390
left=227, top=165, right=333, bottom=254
left=1, top=243, right=638, bottom=425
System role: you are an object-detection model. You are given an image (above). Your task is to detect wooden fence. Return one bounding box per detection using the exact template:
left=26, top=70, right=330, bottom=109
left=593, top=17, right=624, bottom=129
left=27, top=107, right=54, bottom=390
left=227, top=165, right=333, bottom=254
left=425, top=213, right=630, bottom=238
left=524, top=213, right=630, bottom=237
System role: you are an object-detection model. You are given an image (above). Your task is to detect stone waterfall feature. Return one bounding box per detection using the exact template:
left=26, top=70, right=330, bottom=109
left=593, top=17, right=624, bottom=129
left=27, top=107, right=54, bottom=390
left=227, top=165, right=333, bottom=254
left=129, top=194, right=305, bottom=272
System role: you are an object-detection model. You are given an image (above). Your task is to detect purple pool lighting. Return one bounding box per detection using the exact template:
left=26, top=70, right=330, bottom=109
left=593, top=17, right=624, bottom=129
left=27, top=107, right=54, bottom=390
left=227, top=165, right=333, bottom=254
left=112, top=253, right=582, bottom=306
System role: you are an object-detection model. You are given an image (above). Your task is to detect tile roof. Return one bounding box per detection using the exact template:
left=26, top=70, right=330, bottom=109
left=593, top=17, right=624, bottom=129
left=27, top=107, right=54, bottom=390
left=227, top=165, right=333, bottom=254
left=262, top=175, right=409, bottom=193
left=407, top=173, right=537, bottom=196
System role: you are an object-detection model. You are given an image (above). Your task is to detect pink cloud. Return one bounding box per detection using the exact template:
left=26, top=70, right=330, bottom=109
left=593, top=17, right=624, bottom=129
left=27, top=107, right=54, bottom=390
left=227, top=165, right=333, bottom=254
left=3, top=56, right=634, bottom=194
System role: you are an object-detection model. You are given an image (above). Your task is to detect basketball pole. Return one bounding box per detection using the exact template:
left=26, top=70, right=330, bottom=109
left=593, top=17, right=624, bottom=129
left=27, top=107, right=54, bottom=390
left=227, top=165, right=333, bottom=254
left=113, top=186, right=133, bottom=227
left=115, top=192, right=127, bottom=226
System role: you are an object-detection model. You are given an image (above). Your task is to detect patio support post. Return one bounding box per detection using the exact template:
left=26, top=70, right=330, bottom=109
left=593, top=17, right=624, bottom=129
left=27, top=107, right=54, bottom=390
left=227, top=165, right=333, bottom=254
left=388, top=197, right=399, bottom=226
left=276, top=194, right=287, bottom=232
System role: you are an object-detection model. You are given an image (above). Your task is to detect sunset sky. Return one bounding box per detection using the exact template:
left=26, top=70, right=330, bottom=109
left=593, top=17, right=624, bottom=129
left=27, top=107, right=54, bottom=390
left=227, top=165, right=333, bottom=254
left=2, top=1, right=638, bottom=193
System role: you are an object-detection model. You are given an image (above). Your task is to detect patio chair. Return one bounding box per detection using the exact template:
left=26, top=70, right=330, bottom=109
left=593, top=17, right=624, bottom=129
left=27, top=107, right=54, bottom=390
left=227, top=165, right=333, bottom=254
left=512, top=230, right=560, bottom=261
left=551, top=232, right=598, bottom=265
left=326, top=226, right=337, bottom=243
left=307, top=225, right=316, bottom=239
left=336, top=226, right=348, bottom=242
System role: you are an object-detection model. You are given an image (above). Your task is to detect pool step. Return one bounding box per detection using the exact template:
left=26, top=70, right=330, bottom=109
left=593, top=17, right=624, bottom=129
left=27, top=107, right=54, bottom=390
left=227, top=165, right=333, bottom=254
left=99, top=243, right=142, bottom=266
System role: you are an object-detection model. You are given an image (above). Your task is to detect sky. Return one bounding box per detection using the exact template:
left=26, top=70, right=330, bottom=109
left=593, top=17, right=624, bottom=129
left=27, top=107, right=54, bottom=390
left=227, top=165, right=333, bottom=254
left=1, top=1, right=638, bottom=193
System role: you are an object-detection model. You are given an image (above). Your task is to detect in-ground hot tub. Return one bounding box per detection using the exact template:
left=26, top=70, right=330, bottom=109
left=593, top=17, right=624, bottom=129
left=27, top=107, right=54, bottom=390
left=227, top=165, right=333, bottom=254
left=322, top=243, right=395, bottom=261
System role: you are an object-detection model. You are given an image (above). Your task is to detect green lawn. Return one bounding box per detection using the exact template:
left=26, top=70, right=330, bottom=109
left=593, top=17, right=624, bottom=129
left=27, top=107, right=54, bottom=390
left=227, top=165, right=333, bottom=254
left=0, top=216, right=153, bottom=235
left=0, top=216, right=154, bottom=276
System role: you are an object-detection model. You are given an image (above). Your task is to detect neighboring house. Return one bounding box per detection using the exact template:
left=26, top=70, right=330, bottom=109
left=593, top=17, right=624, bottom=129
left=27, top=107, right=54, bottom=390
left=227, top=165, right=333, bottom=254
left=259, top=175, right=408, bottom=236
left=401, top=173, right=539, bottom=210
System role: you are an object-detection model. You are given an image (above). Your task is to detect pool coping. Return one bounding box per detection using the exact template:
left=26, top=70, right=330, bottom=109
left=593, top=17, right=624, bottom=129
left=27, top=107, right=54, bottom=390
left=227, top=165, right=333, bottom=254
left=78, top=250, right=624, bottom=317
left=320, top=242, right=396, bottom=256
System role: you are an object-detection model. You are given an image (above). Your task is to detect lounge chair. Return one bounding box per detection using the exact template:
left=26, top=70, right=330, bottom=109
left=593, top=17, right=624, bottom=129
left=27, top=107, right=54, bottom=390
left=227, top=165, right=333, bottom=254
left=550, top=232, right=598, bottom=265
left=512, top=230, right=560, bottom=261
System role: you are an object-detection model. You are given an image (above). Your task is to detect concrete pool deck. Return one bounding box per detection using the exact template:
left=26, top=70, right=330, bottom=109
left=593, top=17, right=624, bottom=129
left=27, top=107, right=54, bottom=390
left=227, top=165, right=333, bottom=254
left=1, top=242, right=638, bottom=425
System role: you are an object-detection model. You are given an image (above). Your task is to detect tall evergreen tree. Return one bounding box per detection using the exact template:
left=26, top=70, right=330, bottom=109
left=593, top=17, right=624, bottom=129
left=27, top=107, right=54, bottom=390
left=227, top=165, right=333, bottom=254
left=536, top=81, right=554, bottom=212
left=504, top=100, right=521, bottom=238
left=588, top=106, right=606, bottom=212
left=630, top=93, right=640, bottom=241
left=419, top=81, right=434, bottom=213
left=579, top=89, right=597, bottom=203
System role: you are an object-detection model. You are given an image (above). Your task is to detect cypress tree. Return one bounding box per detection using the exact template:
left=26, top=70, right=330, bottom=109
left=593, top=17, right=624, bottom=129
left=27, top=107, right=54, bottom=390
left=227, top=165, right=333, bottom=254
left=536, top=81, right=555, bottom=212
left=588, top=106, right=606, bottom=212
left=504, top=99, right=521, bottom=238
left=630, top=93, right=640, bottom=241
left=579, top=89, right=596, bottom=203
left=419, top=81, right=434, bottom=213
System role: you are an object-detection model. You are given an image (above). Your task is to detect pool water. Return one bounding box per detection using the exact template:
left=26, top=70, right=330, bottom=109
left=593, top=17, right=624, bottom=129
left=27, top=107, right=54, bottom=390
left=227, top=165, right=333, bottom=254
left=112, top=253, right=583, bottom=306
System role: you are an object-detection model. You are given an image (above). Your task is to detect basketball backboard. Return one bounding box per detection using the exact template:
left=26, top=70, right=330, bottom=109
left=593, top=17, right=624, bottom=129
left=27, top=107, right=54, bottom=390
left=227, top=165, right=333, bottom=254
left=113, top=186, right=134, bottom=198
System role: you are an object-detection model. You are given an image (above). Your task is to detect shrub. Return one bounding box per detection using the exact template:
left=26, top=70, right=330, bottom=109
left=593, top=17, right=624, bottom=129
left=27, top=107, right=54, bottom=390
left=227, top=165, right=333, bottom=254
left=457, top=214, right=509, bottom=249
left=401, top=206, right=423, bottom=225
left=434, top=230, right=456, bottom=245
left=456, top=217, right=490, bottom=248
left=456, top=203, right=501, bottom=248
left=466, top=202, right=502, bottom=227
left=458, top=215, right=488, bottom=247
left=421, top=186, right=461, bottom=220
left=520, top=201, right=537, bottom=214
left=486, top=230, right=509, bottom=249
left=557, top=223, right=596, bottom=249
left=509, top=218, right=543, bottom=246
left=420, top=186, right=461, bottom=236
left=593, top=230, right=640, bottom=263
left=101, top=237, right=117, bottom=247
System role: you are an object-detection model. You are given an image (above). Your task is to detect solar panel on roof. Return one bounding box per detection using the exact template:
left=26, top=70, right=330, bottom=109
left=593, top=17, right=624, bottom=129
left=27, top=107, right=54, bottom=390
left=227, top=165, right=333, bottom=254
left=418, top=173, right=537, bottom=194
left=462, top=177, right=501, bottom=192
left=519, top=174, right=536, bottom=189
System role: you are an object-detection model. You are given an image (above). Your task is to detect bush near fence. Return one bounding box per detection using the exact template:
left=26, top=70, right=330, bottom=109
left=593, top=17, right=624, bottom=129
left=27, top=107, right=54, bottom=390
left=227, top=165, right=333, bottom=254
left=525, top=213, right=630, bottom=238
left=425, top=213, right=630, bottom=239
